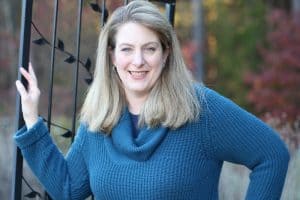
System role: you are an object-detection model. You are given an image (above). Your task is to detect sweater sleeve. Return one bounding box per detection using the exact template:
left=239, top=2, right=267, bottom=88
left=14, top=117, right=92, bottom=199
left=204, top=88, right=290, bottom=200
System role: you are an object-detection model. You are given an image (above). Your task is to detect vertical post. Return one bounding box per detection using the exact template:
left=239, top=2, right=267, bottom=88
left=101, top=0, right=108, bottom=26
left=71, top=0, right=83, bottom=141
left=292, top=0, right=300, bottom=22
left=11, top=0, right=33, bottom=199
left=192, top=0, right=204, bottom=81
left=47, top=0, right=59, bottom=130
left=293, top=0, right=300, bottom=11
left=44, top=2, right=59, bottom=199
left=165, top=2, right=176, bottom=26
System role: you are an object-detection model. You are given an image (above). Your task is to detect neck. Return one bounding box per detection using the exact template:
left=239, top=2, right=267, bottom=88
left=126, top=92, right=148, bottom=115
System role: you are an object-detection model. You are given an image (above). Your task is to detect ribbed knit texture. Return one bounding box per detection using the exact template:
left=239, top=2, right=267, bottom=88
left=14, top=85, right=290, bottom=200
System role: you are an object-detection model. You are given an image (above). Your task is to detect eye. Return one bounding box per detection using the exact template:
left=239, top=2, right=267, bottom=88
left=121, top=47, right=132, bottom=52
left=145, top=47, right=156, bottom=53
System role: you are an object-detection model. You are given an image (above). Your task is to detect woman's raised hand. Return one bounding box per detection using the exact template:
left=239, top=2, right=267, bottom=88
left=15, top=63, right=40, bottom=129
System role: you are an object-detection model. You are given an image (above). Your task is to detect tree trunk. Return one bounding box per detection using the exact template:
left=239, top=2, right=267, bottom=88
left=192, top=0, right=204, bottom=81
left=292, top=0, right=300, bottom=12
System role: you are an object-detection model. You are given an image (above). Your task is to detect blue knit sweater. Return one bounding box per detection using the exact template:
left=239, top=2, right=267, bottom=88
left=14, top=86, right=290, bottom=200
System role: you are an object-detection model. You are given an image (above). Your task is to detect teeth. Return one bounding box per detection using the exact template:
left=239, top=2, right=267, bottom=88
left=130, top=71, right=146, bottom=75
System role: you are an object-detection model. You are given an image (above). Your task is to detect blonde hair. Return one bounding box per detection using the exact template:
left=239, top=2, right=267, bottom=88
left=80, top=0, right=200, bottom=134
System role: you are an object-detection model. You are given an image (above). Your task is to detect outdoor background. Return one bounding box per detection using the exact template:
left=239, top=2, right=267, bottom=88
left=1, top=0, right=300, bottom=199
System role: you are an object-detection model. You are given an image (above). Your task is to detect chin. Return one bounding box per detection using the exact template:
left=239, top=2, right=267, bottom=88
left=128, top=86, right=150, bottom=95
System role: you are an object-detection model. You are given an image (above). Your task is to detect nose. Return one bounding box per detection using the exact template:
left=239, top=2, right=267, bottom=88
left=132, top=50, right=145, bottom=67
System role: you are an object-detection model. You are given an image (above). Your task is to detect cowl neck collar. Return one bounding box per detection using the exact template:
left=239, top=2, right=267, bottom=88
left=104, top=108, right=168, bottom=162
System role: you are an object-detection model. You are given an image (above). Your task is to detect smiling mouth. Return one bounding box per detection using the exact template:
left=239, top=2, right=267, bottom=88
left=129, top=71, right=148, bottom=78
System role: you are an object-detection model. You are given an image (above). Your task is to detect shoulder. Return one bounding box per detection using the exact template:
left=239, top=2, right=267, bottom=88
left=196, top=86, right=290, bottom=163
left=192, top=83, right=235, bottom=115
left=193, top=83, right=226, bottom=102
left=193, top=84, right=267, bottom=132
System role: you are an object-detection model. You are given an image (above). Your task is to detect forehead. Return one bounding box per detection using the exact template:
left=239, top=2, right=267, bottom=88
left=115, top=22, right=160, bottom=45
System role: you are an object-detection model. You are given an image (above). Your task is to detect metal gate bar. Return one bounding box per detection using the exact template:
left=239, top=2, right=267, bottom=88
left=71, top=0, right=84, bottom=141
left=47, top=0, right=59, bottom=132
left=12, top=0, right=33, bottom=199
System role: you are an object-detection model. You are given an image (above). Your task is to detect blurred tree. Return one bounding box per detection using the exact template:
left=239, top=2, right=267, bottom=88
left=165, top=0, right=194, bottom=73
left=203, top=0, right=267, bottom=109
left=245, top=9, right=300, bottom=122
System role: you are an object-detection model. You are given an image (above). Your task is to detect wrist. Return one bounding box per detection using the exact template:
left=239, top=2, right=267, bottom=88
left=25, top=116, right=39, bottom=129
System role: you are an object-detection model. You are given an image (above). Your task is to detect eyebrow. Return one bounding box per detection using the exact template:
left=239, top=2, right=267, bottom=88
left=118, top=41, right=160, bottom=47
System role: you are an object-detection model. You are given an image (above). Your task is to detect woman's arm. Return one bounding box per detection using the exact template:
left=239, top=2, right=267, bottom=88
left=14, top=119, right=92, bottom=199
left=15, top=64, right=91, bottom=199
left=205, top=88, right=290, bottom=199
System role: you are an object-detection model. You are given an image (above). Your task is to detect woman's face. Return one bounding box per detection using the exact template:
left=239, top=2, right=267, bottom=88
left=111, top=22, right=168, bottom=98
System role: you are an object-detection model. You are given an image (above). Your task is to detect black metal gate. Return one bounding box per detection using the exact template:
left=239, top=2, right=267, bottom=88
left=12, top=0, right=176, bottom=199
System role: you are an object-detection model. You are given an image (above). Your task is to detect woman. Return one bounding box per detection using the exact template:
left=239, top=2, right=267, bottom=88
left=15, top=1, right=290, bottom=199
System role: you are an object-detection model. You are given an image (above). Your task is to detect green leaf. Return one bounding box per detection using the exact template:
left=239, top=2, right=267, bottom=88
left=24, top=191, right=41, bottom=198
left=90, top=3, right=101, bottom=13
left=57, top=39, right=65, bottom=51
left=61, top=130, right=73, bottom=138
left=32, top=38, right=47, bottom=45
left=85, top=77, right=93, bottom=85
left=64, top=55, right=76, bottom=64
left=85, top=58, right=91, bottom=71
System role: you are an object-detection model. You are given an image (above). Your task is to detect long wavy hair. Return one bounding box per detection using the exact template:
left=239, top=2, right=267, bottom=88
left=80, top=0, right=201, bottom=134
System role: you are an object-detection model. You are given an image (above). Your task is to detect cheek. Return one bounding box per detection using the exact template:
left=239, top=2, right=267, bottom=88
left=115, top=66, right=127, bottom=79
left=150, top=61, right=164, bottom=80
left=151, top=58, right=164, bottom=70
left=114, top=54, right=130, bottom=68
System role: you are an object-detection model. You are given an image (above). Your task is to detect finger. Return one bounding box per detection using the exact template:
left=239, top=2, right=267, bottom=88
left=28, top=62, right=38, bottom=83
left=19, top=67, right=31, bottom=79
left=15, top=80, right=28, bottom=97
left=19, top=67, right=37, bottom=87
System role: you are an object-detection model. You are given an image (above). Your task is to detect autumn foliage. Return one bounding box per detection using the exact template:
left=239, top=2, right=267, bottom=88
left=245, top=9, right=300, bottom=123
